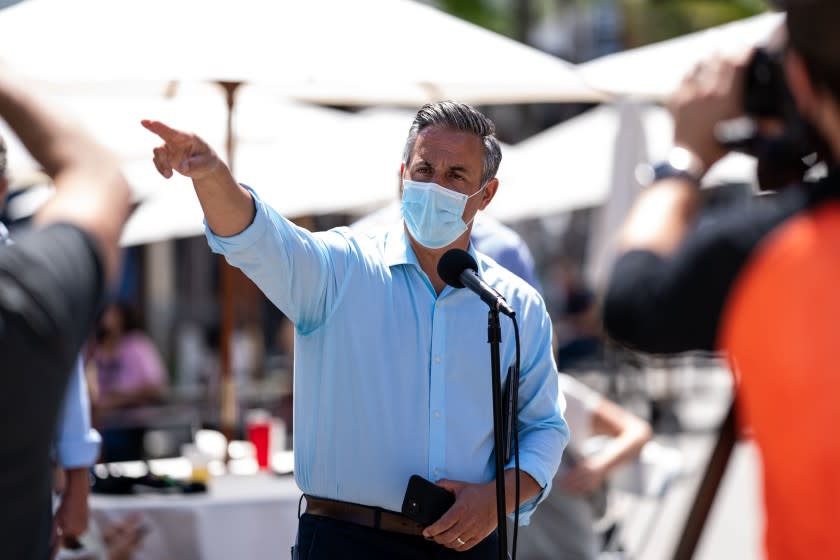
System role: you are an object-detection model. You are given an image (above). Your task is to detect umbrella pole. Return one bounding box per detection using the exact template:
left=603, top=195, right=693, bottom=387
left=218, top=81, right=242, bottom=443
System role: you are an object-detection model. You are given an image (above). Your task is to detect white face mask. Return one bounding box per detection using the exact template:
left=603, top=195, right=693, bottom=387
left=400, top=178, right=486, bottom=249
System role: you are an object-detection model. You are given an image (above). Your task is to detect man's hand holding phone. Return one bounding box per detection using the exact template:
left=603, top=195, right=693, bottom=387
left=402, top=475, right=500, bottom=552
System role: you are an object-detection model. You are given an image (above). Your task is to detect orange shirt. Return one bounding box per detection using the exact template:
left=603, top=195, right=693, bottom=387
left=720, top=203, right=840, bottom=560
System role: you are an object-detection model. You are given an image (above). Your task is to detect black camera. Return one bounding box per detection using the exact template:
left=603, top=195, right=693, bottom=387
left=716, top=47, right=829, bottom=190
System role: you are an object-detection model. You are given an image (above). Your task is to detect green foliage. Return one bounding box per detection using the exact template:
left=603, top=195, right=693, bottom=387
left=620, top=0, right=770, bottom=47
left=434, top=0, right=516, bottom=37
left=431, top=0, right=770, bottom=50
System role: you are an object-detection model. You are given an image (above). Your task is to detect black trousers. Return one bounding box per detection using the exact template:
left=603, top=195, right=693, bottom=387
left=293, top=513, right=501, bottom=560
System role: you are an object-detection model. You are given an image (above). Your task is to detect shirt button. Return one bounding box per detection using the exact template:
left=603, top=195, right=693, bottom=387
left=434, top=410, right=441, bottom=419
left=434, top=355, right=441, bottom=364
left=433, top=468, right=440, bottom=477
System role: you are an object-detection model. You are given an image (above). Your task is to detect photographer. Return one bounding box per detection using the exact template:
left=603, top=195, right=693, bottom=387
left=601, top=3, right=840, bottom=559
left=0, top=67, right=131, bottom=559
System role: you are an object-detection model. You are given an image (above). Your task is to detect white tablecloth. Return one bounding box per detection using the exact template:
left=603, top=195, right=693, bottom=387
left=91, top=473, right=301, bottom=560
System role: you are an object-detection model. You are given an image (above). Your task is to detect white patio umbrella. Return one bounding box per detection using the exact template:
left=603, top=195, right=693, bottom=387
left=488, top=103, right=756, bottom=223
left=583, top=101, right=649, bottom=290
left=0, top=0, right=606, bottom=240
left=0, top=0, right=602, bottom=105
left=578, top=12, right=785, bottom=100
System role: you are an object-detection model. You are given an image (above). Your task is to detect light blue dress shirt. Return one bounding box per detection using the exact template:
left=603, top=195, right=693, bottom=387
left=0, top=221, right=101, bottom=469
left=207, top=188, right=568, bottom=523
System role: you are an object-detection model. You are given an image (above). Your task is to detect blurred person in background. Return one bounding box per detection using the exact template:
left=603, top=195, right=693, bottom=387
left=143, top=100, right=567, bottom=559
left=602, top=2, right=840, bottom=557
left=51, top=356, right=102, bottom=553
left=554, top=286, right=604, bottom=372
left=55, top=513, right=148, bottom=560
left=91, top=301, right=167, bottom=463
left=0, top=66, right=131, bottom=559
left=0, top=134, right=102, bottom=552
left=515, top=373, right=651, bottom=560
left=92, top=301, right=167, bottom=411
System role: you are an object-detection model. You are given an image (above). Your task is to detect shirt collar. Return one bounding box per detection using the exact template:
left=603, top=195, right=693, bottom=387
left=382, top=222, right=482, bottom=274
left=383, top=223, right=418, bottom=268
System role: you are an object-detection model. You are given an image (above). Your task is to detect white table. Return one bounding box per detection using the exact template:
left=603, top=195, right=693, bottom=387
left=91, top=473, right=301, bottom=560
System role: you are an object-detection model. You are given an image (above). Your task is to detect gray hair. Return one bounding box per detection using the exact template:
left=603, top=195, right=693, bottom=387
left=402, top=101, right=502, bottom=187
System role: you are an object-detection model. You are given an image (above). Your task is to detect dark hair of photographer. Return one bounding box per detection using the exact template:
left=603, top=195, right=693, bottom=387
left=787, top=0, right=840, bottom=101
left=601, top=4, right=840, bottom=560
left=721, top=2, right=840, bottom=190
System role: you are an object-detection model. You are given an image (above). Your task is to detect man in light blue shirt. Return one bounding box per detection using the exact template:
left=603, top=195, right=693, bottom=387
left=143, top=101, right=567, bottom=559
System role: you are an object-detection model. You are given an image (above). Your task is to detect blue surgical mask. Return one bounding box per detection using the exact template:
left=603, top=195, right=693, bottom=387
left=400, top=178, right=486, bottom=249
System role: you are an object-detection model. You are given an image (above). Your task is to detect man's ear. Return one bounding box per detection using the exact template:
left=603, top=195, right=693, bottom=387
left=478, top=177, right=499, bottom=211
left=785, top=49, right=820, bottom=119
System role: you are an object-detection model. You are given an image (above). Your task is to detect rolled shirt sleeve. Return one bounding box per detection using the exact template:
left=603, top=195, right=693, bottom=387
left=502, top=288, right=568, bottom=523
left=56, top=357, right=101, bottom=468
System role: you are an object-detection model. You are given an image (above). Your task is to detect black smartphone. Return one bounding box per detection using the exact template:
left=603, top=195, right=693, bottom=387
left=401, top=475, right=455, bottom=526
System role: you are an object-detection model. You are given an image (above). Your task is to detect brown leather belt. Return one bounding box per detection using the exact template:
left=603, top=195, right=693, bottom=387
left=303, top=495, right=426, bottom=536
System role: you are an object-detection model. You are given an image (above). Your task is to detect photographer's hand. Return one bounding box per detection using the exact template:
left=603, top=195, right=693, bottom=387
left=670, top=52, right=751, bottom=171
left=617, top=50, right=752, bottom=256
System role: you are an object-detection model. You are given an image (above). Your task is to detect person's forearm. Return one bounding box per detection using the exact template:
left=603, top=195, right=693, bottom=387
left=58, top=467, right=91, bottom=538
left=0, top=69, right=130, bottom=280
left=503, top=469, right=541, bottom=514
left=64, top=467, right=91, bottom=495
left=617, top=178, right=702, bottom=256
left=0, top=74, right=111, bottom=178
left=589, top=398, right=653, bottom=475
left=192, top=165, right=256, bottom=237
left=588, top=420, right=653, bottom=475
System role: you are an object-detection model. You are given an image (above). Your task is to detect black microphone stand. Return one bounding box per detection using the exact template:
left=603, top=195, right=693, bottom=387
left=487, top=308, right=509, bottom=560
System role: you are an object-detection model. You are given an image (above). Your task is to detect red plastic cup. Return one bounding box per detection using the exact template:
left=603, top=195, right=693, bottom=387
left=246, top=409, right=271, bottom=470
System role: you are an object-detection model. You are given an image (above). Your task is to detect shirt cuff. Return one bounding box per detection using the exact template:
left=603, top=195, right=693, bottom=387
left=506, top=460, right=552, bottom=526
left=57, top=428, right=102, bottom=468
left=205, top=185, right=268, bottom=255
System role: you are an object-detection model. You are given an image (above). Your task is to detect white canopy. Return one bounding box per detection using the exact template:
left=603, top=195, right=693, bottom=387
left=488, top=104, right=757, bottom=223
left=0, top=84, right=414, bottom=245
left=0, top=0, right=605, bottom=245
left=0, top=0, right=602, bottom=105
left=578, top=12, right=785, bottom=100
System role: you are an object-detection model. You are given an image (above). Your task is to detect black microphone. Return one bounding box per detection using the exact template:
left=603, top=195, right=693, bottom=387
left=437, top=249, right=515, bottom=317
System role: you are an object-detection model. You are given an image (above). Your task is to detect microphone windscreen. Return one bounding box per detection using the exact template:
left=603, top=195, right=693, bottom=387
left=437, top=248, right=477, bottom=289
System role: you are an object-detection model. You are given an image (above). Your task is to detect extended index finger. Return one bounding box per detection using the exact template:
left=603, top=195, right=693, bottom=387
left=141, top=119, right=186, bottom=142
